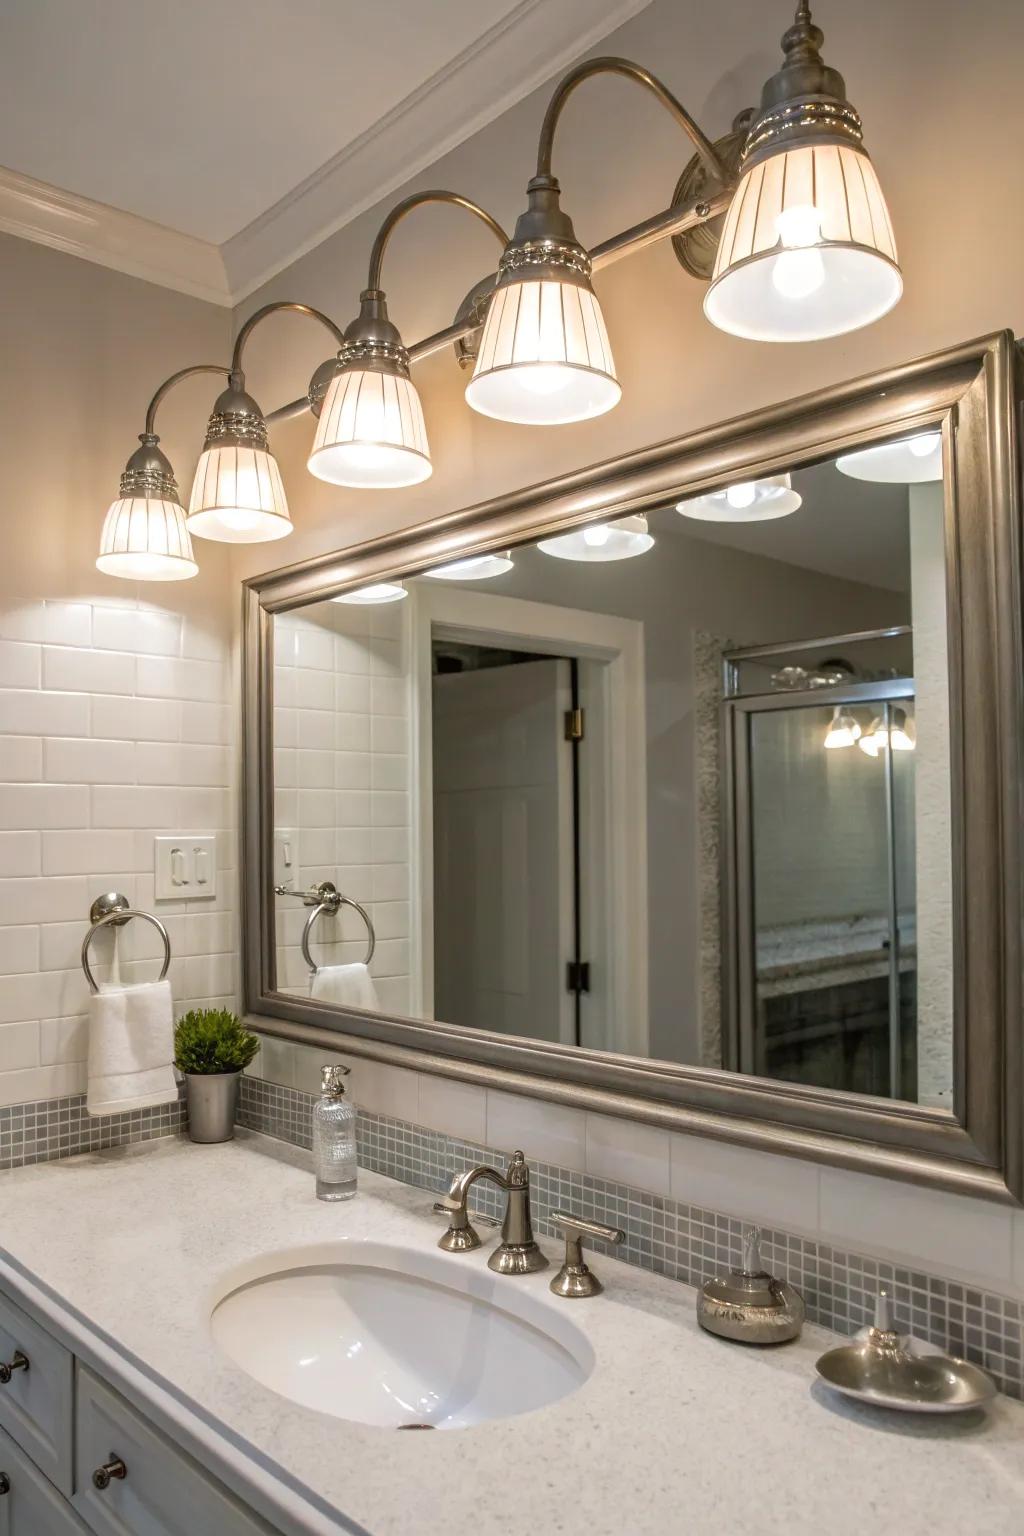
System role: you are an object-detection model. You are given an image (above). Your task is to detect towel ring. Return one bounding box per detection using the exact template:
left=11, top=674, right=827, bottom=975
left=301, top=883, right=376, bottom=974
left=81, top=892, right=172, bottom=995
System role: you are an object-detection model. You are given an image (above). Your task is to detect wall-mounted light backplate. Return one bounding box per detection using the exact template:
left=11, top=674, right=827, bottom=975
left=154, top=835, right=217, bottom=900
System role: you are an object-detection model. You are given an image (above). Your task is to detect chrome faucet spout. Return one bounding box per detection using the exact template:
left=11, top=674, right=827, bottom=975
left=435, top=1151, right=549, bottom=1275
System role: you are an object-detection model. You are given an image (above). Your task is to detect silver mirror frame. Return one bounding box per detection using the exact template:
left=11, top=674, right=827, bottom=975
left=243, top=331, right=1023, bottom=1205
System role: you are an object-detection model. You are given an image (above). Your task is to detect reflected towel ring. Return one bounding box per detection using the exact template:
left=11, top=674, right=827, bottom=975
left=301, top=884, right=376, bottom=974
left=81, top=892, right=172, bottom=995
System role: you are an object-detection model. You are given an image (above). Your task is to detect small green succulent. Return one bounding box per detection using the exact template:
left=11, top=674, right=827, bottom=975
left=174, top=1009, right=260, bottom=1075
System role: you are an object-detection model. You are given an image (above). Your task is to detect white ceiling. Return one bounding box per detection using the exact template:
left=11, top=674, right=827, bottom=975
left=0, top=0, right=529, bottom=244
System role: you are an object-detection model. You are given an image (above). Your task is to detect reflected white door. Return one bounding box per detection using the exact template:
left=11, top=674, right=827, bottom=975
left=432, top=659, right=574, bottom=1042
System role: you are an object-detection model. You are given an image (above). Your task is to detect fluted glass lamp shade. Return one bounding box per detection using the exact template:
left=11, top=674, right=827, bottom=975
left=423, top=551, right=513, bottom=581
left=308, top=368, right=431, bottom=488
left=538, top=514, right=653, bottom=562
left=837, top=432, right=942, bottom=484
left=705, top=145, right=901, bottom=342
left=188, top=444, right=291, bottom=542
left=97, top=496, right=197, bottom=581
left=677, top=473, right=802, bottom=522
left=332, top=581, right=408, bottom=605
left=96, top=434, right=198, bottom=581
left=466, top=279, right=620, bottom=425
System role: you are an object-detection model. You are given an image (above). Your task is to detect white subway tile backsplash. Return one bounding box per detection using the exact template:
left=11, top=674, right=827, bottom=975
left=0, top=640, right=41, bottom=689
left=419, top=1075, right=487, bottom=1143
left=39, top=1015, right=88, bottom=1065
left=0, top=877, right=87, bottom=925
left=0, top=602, right=90, bottom=648
left=586, top=1113, right=672, bottom=1195
left=44, top=737, right=136, bottom=783
left=3, top=736, right=42, bottom=780
left=0, top=928, right=38, bottom=976
left=137, top=655, right=225, bottom=703
left=670, top=1134, right=820, bottom=1236
left=180, top=701, right=229, bottom=743
left=41, top=829, right=137, bottom=876
left=93, top=607, right=180, bottom=656
left=92, top=695, right=181, bottom=742
left=371, top=716, right=407, bottom=754
left=0, top=784, right=89, bottom=830
left=0, top=1062, right=85, bottom=1107
left=91, top=784, right=178, bottom=828
left=44, top=645, right=135, bottom=695
left=0, top=1021, right=40, bottom=1072
left=0, top=690, right=90, bottom=736
left=487, top=1089, right=587, bottom=1173
left=0, top=832, right=40, bottom=877
left=335, top=674, right=371, bottom=714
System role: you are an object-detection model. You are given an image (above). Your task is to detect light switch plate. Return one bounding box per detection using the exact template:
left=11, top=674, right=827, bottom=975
left=274, top=827, right=299, bottom=890
left=154, top=835, right=218, bottom=900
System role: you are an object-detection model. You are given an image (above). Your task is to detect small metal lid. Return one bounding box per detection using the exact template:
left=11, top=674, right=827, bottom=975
left=702, top=1230, right=787, bottom=1311
left=320, top=1063, right=351, bottom=1096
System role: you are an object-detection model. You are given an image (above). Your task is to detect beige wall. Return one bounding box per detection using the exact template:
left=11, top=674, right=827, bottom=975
left=230, top=0, right=1024, bottom=579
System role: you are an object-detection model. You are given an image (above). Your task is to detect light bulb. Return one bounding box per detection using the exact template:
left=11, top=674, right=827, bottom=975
left=726, top=482, right=757, bottom=510
left=583, top=524, right=612, bottom=548
left=824, top=709, right=861, bottom=750
left=537, top=514, right=653, bottom=563
left=517, top=365, right=575, bottom=397
left=908, top=434, right=937, bottom=458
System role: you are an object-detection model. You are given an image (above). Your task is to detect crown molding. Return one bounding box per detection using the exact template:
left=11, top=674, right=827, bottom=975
left=221, top=0, right=654, bottom=302
left=0, top=165, right=231, bottom=306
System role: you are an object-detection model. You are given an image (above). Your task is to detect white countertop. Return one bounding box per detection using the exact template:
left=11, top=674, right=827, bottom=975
left=1, top=1131, right=1022, bottom=1536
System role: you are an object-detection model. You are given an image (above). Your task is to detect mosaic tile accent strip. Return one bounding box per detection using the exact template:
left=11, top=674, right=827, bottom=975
left=0, top=1089, right=187, bottom=1171
left=238, top=1074, right=1024, bottom=1401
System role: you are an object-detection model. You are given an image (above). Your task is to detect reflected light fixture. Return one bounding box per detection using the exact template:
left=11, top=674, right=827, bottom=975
left=423, top=552, right=514, bottom=581
left=96, top=434, right=198, bottom=582
left=858, top=707, right=915, bottom=755
left=332, top=581, right=408, bottom=605
left=823, top=706, right=861, bottom=749
left=537, top=514, right=653, bottom=561
left=188, top=373, right=291, bottom=543
left=705, top=3, right=901, bottom=342
left=836, top=432, right=943, bottom=484
left=677, top=473, right=802, bottom=522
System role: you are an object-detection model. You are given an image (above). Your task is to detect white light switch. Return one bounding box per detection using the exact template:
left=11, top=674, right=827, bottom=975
left=274, top=827, right=299, bottom=889
left=154, top=835, right=218, bottom=900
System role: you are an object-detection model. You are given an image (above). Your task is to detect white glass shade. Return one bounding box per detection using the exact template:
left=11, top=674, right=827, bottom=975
left=858, top=709, right=915, bottom=755
left=705, top=145, right=902, bottom=342
left=677, top=473, right=801, bottom=523
left=537, top=514, right=653, bottom=563
left=308, top=367, right=431, bottom=489
left=332, top=581, right=408, bottom=606
left=836, top=432, right=942, bottom=484
left=823, top=707, right=861, bottom=750
left=466, top=279, right=620, bottom=425
left=423, top=552, right=513, bottom=582
left=96, top=497, right=198, bottom=581
left=187, top=445, right=291, bottom=543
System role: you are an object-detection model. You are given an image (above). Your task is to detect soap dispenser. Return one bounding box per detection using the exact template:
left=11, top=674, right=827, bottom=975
left=312, top=1064, right=357, bottom=1202
left=697, top=1227, right=804, bottom=1344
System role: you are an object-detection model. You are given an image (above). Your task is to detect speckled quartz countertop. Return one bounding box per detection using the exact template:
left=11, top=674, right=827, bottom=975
left=1, top=1132, right=1023, bottom=1536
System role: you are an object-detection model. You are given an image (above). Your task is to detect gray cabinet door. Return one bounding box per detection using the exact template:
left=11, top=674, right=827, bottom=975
left=0, top=1289, right=73, bottom=1496
left=0, top=1422, right=88, bottom=1536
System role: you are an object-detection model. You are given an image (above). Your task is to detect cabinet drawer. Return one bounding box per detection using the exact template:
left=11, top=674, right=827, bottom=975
left=0, top=1421, right=88, bottom=1536
left=0, top=1289, right=73, bottom=1496
left=73, top=1367, right=275, bottom=1536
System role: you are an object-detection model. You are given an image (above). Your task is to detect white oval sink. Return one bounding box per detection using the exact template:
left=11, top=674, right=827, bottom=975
left=210, top=1241, right=593, bottom=1430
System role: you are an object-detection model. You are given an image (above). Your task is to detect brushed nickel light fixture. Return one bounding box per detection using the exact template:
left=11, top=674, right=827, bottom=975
left=97, top=3, right=900, bottom=580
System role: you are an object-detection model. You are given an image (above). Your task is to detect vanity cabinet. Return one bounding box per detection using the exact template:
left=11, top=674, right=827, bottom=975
left=0, top=1284, right=279, bottom=1536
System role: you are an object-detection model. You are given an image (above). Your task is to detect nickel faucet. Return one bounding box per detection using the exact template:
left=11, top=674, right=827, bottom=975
left=435, top=1150, right=548, bottom=1275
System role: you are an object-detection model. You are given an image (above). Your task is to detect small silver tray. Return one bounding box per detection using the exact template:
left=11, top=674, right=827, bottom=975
left=815, top=1291, right=996, bottom=1415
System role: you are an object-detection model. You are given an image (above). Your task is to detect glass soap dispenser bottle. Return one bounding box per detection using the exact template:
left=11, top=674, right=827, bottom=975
left=312, top=1064, right=358, bottom=1201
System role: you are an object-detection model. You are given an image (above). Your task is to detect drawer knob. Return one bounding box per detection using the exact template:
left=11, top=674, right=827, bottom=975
left=0, top=1472, right=9, bottom=1495
left=0, top=1351, right=28, bottom=1384
left=93, top=1456, right=127, bottom=1491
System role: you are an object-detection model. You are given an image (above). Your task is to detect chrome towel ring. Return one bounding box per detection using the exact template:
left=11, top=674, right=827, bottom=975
left=81, top=891, right=172, bottom=995
left=297, top=881, right=376, bottom=974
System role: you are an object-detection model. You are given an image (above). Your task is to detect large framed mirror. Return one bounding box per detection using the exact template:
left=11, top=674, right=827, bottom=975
left=243, top=332, right=1023, bottom=1203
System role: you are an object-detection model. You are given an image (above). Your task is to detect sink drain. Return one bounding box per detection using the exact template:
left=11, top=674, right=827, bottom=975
left=398, top=1422, right=435, bottom=1431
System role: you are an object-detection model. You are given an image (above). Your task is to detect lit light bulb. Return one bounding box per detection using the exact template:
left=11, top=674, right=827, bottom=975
left=517, top=365, right=574, bottom=397
left=583, top=524, right=612, bottom=548
left=726, top=482, right=757, bottom=510
left=824, top=708, right=862, bottom=750
left=908, top=434, right=938, bottom=458
left=770, top=205, right=826, bottom=301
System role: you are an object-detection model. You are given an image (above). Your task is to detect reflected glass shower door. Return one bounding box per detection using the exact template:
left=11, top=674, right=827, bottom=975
left=739, top=695, right=917, bottom=1101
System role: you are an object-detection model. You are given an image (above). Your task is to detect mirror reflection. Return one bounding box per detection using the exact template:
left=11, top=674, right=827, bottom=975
left=272, top=432, right=951, bottom=1109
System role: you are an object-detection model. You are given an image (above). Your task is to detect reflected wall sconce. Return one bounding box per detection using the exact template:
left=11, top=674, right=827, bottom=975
left=836, top=432, right=943, bottom=484
left=331, top=581, right=408, bottom=606
left=422, top=552, right=514, bottom=581
left=676, top=472, right=802, bottom=522
left=537, top=514, right=653, bottom=562
left=823, top=706, right=861, bottom=749
left=98, top=3, right=900, bottom=580
left=858, top=707, right=915, bottom=755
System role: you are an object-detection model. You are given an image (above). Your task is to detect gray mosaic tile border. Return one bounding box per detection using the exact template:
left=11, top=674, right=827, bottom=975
left=238, top=1074, right=1024, bottom=1401
left=0, top=1088, right=187, bottom=1170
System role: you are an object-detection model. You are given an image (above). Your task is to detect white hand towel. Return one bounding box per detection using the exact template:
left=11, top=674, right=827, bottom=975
left=86, top=978, right=179, bottom=1117
left=311, top=963, right=380, bottom=1011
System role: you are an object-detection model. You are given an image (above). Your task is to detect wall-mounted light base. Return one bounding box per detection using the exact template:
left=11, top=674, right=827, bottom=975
left=671, top=112, right=752, bottom=281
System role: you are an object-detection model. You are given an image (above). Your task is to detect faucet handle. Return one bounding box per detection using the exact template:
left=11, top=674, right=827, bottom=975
left=432, top=1198, right=482, bottom=1254
left=549, top=1211, right=624, bottom=1299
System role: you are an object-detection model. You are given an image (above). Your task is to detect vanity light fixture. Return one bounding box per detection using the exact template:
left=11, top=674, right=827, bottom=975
left=422, top=552, right=514, bottom=581
left=836, top=432, right=943, bottom=484
left=823, top=706, right=861, bottom=749
left=332, top=581, right=408, bottom=605
left=704, top=2, right=901, bottom=342
left=100, top=4, right=901, bottom=578
left=858, top=707, right=915, bottom=755
left=676, top=473, right=802, bottom=522
left=537, top=514, right=653, bottom=561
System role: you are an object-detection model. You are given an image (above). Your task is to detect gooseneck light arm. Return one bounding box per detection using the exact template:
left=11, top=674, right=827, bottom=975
left=230, top=302, right=347, bottom=378
left=143, top=363, right=231, bottom=436
left=536, top=56, right=728, bottom=185
left=366, top=192, right=510, bottom=293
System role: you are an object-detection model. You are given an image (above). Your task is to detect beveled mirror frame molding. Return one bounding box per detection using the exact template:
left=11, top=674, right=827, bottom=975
left=243, top=331, right=1024, bottom=1205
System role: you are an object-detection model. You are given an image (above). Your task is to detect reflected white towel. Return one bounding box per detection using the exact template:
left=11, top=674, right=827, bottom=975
left=311, top=963, right=380, bottom=1011
left=86, top=978, right=179, bottom=1117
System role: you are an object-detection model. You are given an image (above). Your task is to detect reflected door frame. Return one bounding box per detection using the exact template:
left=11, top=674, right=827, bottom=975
left=722, top=671, right=916, bottom=1092
left=409, top=583, right=649, bottom=1056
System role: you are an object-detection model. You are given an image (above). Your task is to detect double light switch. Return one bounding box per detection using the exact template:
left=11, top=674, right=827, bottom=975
left=154, top=835, right=218, bottom=900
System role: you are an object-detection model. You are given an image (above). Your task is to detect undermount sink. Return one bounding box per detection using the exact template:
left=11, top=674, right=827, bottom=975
left=210, top=1241, right=594, bottom=1430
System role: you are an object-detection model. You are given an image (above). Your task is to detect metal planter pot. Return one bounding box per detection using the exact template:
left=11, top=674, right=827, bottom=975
left=185, top=1070, right=240, bottom=1144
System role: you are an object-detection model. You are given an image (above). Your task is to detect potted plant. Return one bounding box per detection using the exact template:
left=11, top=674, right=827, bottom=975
left=174, top=1008, right=260, bottom=1144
